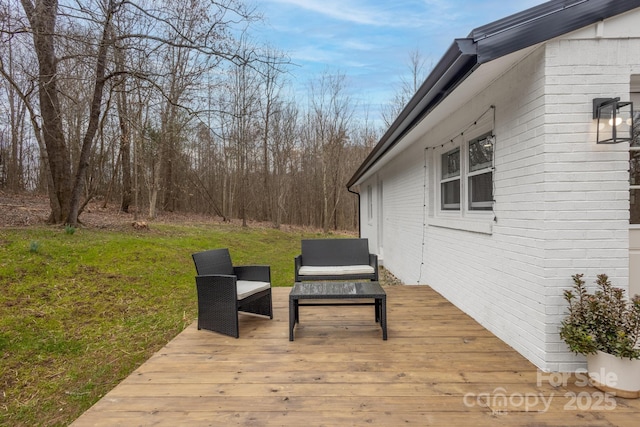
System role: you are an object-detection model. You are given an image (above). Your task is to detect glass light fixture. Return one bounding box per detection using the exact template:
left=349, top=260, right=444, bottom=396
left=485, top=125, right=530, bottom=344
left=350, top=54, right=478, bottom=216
left=593, top=97, right=634, bottom=144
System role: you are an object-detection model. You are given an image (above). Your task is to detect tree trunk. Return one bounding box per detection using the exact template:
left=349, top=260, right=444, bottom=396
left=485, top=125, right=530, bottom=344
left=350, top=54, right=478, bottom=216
left=149, top=138, right=162, bottom=219
left=66, top=1, right=114, bottom=226
left=114, top=38, right=132, bottom=213
left=21, top=0, right=72, bottom=223
left=118, top=98, right=132, bottom=213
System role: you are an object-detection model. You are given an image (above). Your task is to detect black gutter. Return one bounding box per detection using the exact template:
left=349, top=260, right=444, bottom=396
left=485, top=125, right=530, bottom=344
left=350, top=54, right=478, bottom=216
left=346, top=38, right=478, bottom=188
left=346, top=0, right=640, bottom=190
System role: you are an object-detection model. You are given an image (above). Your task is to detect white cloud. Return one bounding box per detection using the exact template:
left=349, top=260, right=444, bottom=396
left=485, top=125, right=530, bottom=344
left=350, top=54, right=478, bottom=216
left=342, top=39, right=379, bottom=52
left=266, top=0, right=382, bottom=25
left=291, top=45, right=340, bottom=64
left=258, top=0, right=550, bottom=122
left=265, top=0, right=434, bottom=27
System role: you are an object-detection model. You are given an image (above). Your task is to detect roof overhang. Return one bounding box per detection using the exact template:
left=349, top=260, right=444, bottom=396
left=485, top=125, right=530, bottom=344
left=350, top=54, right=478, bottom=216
left=347, top=0, right=640, bottom=189
left=352, top=46, right=537, bottom=185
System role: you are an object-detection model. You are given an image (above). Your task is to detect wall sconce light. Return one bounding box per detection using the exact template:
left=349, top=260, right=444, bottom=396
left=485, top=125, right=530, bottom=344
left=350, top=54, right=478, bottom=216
left=593, top=97, right=634, bottom=144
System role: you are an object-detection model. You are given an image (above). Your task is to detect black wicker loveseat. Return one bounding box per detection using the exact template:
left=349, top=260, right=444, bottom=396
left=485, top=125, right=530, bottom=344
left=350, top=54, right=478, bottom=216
left=294, top=238, right=378, bottom=282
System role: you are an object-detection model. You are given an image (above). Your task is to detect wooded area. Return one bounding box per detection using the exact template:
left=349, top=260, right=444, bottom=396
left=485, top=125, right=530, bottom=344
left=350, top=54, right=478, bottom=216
left=0, top=0, right=392, bottom=231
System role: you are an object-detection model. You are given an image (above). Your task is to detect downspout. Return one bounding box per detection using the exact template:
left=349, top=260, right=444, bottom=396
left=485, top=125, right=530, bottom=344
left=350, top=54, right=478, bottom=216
left=347, top=186, right=361, bottom=237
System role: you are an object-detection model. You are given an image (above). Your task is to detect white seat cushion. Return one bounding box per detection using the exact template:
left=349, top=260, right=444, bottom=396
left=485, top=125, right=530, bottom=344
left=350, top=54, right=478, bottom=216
left=236, top=280, right=271, bottom=300
left=298, top=265, right=375, bottom=276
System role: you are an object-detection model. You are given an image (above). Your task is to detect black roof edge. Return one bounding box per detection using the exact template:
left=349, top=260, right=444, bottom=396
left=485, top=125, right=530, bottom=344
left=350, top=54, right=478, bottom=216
left=346, top=39, right=477, bottom=188
left=347, top=0, right=640, bottom=190
left=474, top=0, right=640, bottom=63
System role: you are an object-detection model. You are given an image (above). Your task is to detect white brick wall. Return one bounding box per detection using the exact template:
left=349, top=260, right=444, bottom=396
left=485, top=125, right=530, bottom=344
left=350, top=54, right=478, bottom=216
left=375, top=142, right=426, bottom=282
left=359, top=28, right=637, bottom=372
left=541, top=36, right=632, bottom=371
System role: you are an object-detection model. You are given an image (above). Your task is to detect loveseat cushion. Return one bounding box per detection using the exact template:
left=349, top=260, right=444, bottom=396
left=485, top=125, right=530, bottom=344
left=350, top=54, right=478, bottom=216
left=298, top=265, right=375, bottom=276
left=236, top=280, right=271, bottom=300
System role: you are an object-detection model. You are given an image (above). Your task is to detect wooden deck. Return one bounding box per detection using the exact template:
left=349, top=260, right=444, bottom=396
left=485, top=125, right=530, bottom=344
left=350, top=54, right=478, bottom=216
left=71, top=286, right=640, bottom=426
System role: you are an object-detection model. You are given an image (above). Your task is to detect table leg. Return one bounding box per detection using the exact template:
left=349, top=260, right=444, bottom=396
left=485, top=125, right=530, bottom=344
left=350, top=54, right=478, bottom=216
left=380, top=297, right=387, bottom=340
left=289, top=298, right=296, bottom=341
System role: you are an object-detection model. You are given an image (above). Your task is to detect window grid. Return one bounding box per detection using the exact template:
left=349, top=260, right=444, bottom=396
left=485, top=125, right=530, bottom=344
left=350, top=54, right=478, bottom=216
left=438, top=133, right=494, bottom=213
left=631, top=147, right=640, bottom=225
left=631, top=109, right=640, bottom=224
left=467, top=133, right=494, bottom=211
left=441, top=148, right=461, bottom=211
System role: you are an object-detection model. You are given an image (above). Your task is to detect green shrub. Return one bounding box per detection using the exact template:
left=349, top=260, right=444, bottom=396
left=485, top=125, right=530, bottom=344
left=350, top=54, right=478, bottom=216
left=560, top=273, right=640, bottom=359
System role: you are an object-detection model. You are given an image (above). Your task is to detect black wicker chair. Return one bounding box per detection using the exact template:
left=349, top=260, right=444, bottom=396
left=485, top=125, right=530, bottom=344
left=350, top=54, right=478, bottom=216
left=192, top=248, right=273, bottom=338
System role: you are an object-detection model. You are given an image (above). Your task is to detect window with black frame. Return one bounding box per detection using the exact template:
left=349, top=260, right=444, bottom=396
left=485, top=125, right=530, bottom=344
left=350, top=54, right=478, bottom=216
left=441, top=148, right=460, bottom=210
left=631, top=111, right=640, bottom=224
left=468, top=133, right=494, bottom=210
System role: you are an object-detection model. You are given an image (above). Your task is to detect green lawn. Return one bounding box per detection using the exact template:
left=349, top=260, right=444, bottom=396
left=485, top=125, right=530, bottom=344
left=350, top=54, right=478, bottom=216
left=0, top=223, right=338, bottom=426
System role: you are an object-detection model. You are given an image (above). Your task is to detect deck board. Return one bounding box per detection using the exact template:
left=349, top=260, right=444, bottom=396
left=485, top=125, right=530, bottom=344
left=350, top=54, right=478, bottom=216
left=70, top=286, right=640, bottom=426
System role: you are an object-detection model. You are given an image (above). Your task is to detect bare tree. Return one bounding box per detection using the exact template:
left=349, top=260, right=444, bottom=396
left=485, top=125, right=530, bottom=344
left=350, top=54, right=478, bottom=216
left=1, top=0, right=373, bottom=232
left=229, top=37, right=261, bottom=227
left=111, top=14, right=132, bottom=212
left=306, top=71, right=354, bottom=232
left=10, top=0, right=260, bottom=225
left=381, top=48, right=431, bottom=127
left=270, top=100, right=298, bottom=228
left=0, top=25, right=28, bottom=192
left=0, top=1, right=54, bottom=197
left=18, top=0, right=73, bottom=222
left=256, top=47, right=287, bottom=221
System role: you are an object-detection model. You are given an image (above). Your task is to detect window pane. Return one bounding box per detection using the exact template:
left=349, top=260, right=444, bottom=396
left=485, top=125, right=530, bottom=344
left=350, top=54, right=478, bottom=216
left=469, top=135, right=493, bottom=172
left=632, top=112, right=640, bottom=148
left=441, top=180, right=460, bottom=210
left=632, top=151, right=640, bottom=186
left=469, top=172, right=493, bottom=210
left=632, top=189, right=640, bottom=224
left=441, top=148, right=460, bottom=179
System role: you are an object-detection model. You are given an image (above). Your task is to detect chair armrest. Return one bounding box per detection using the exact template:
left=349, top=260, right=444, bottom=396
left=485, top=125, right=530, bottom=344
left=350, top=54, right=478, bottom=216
left=369, top=253, right=379, bottom=281
left=196, top=274, right=236, bottom=286
left=294, top=255, right=302, bottom=282
left=195, top=274, right=237, bottom=302
left=234, top=265, right=271, bottom=283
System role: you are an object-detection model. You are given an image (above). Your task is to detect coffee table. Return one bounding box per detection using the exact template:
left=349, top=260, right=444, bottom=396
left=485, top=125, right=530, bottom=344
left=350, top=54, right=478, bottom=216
left=289, top=281, right=387, bottom=341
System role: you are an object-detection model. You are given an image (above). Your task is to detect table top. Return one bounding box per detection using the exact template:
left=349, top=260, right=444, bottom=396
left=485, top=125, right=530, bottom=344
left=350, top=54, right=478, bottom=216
left=290, top=281, right=385, bottom=299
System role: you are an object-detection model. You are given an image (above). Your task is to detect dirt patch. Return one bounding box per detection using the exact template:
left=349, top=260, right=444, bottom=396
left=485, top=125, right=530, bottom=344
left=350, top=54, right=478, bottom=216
left=0, top=192, right=355, bottom=234
left=0, top=191, right=135, bottom=228
left=0, top=192, right=51, bottom=227
left=0, top=192, right=282, bottom=231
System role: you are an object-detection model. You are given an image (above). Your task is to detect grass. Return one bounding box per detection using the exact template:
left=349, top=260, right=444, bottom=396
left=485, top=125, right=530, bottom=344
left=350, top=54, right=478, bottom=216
left=0, top=222, right=339, bottom=426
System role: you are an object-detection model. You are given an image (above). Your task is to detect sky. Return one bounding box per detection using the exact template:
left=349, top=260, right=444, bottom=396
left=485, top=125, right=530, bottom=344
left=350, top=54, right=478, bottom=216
left=253, top=0, right=549, bottom=126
